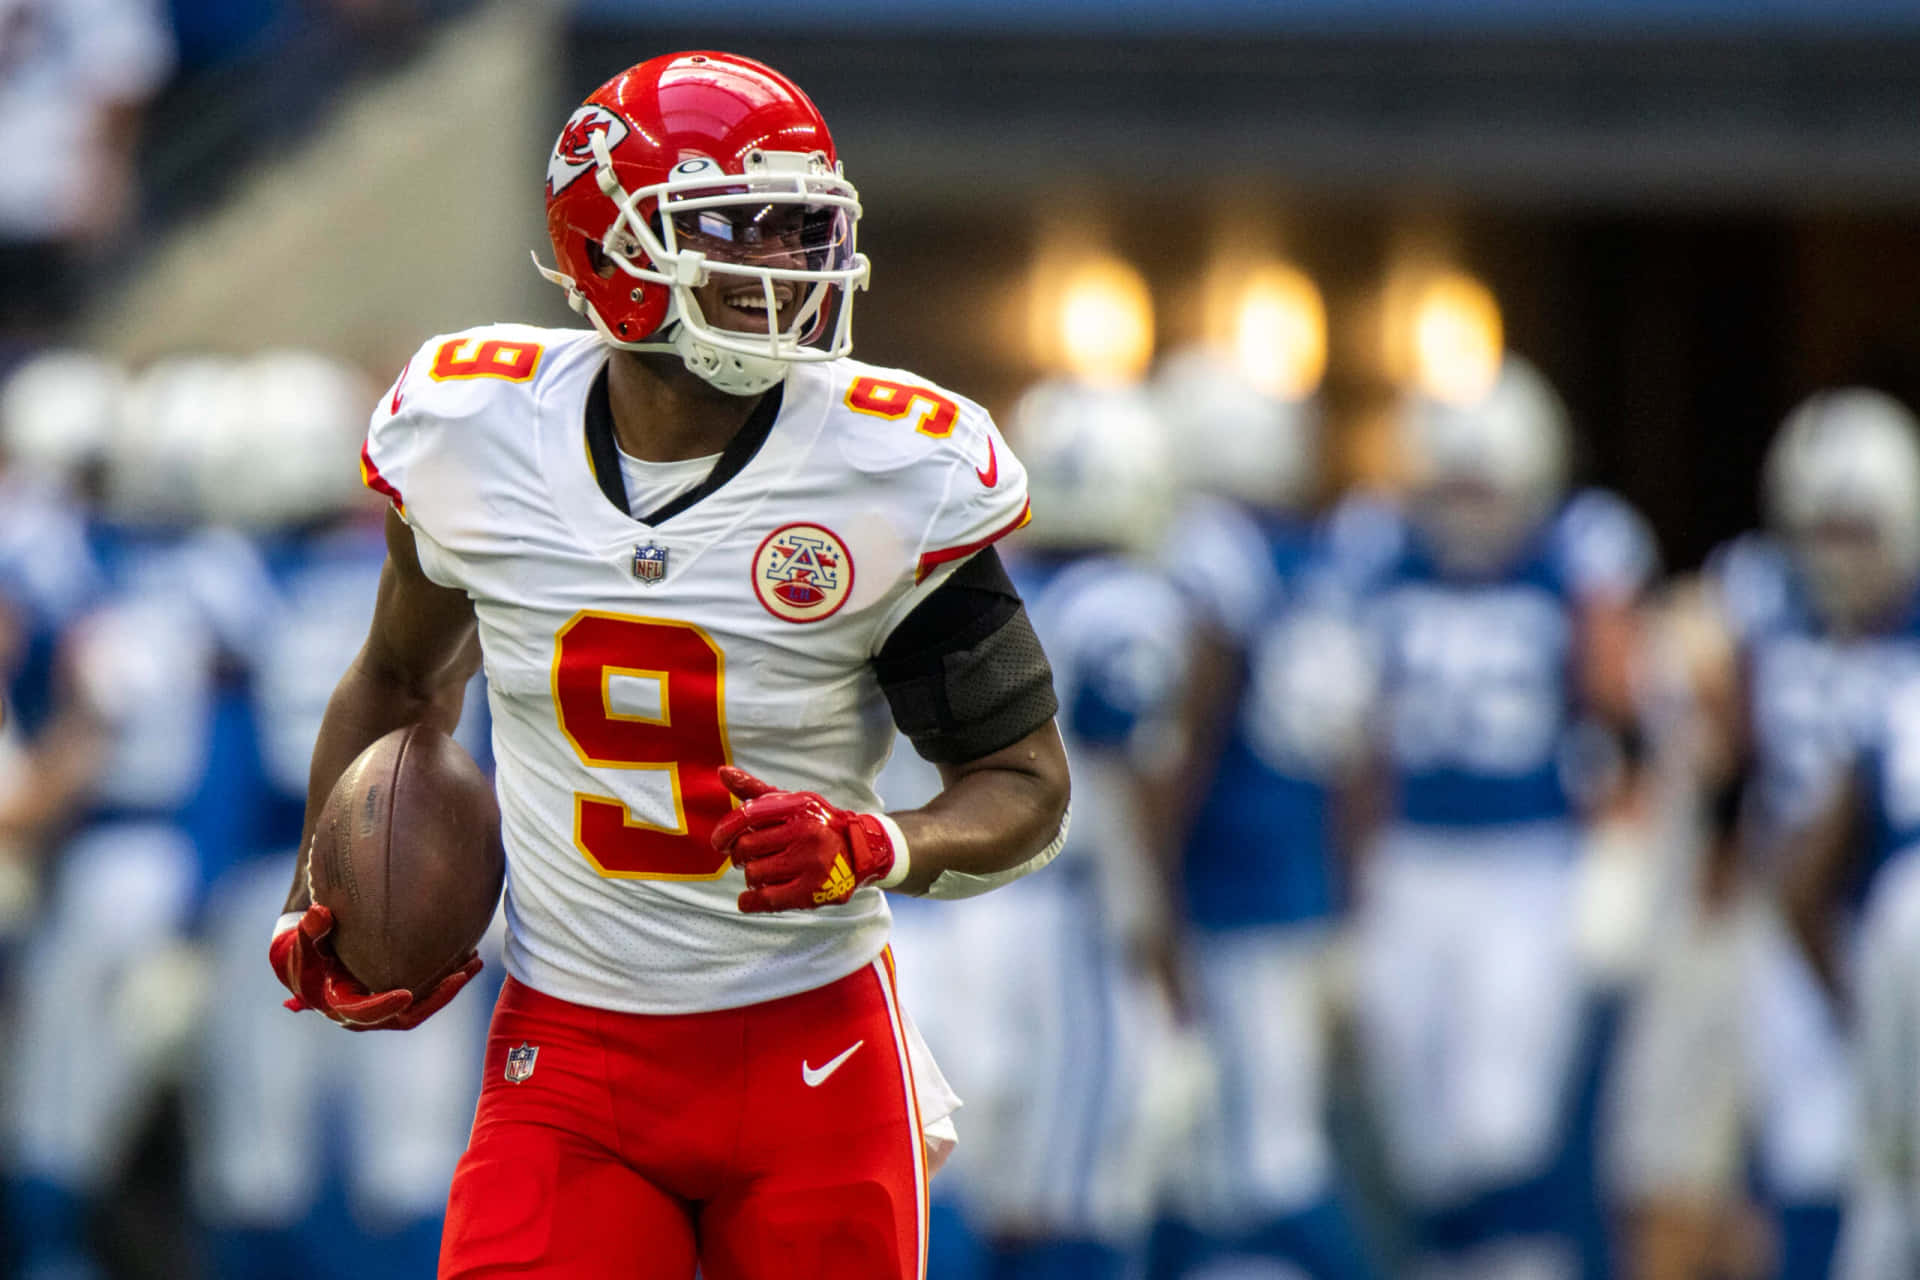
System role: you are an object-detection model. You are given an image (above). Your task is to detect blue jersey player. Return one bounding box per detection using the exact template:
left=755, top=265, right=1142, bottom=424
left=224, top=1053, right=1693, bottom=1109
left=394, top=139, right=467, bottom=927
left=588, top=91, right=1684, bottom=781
left=1151, top=345, right=1379, bottom=1279
left=911, top=375, right=1201, bottom=1280
left=1783, top=662, right=1920, bottom=1280
left=1341, top=356, right=1657, bottom=1280
left=1703, top=389, right=1920, bottom=1280
left=0, top=350, right=115, bottom=836
left=5, top=354, right=268, bottom=1280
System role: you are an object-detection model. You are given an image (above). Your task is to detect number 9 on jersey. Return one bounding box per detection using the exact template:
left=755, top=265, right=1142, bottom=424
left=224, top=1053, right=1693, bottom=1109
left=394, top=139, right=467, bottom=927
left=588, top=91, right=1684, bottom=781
left=551, top=613, right=735, bottom=879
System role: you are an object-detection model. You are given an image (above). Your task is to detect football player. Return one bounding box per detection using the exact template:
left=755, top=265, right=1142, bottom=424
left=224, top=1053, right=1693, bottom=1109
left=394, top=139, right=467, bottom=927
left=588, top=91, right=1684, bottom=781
left=0, top=349, right=112, bottom=734
left=271, top=53, right=1070, bottom=1280
left=1148, top=346, right=1380, bottom=1278
left=0, top=350, right=110, bottom=854
left=1340, top=356, right=1658, bottom=1280
left=6, top=354, right=267, bottom=1280
left=1694, top=389, right=1920, bottom=1279
left=1786, top=666, right=1920, bottom=1280
left=190, top=351, right=493, bottom=1280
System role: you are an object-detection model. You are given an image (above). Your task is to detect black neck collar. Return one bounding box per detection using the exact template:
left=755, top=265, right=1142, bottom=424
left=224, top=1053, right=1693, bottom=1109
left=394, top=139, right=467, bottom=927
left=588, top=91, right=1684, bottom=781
left=584, top=363, right=784, bottom=526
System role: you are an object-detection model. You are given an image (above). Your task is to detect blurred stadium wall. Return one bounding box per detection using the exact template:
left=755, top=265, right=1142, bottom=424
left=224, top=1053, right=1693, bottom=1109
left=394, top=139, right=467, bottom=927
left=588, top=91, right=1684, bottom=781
left=553, top=0, right=1920, bottom=569
left=74, top=0, right=1920, bottom=567
left=85, top=0, right=557, bottom=371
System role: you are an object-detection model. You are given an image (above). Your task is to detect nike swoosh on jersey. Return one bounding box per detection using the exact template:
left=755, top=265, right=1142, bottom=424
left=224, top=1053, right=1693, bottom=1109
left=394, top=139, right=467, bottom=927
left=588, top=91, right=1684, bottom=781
left=975, top=436, right=999, bottom=488
left=389, top=357, right=411, bottom=415
left=801, top=1039, right=865, bottom=1087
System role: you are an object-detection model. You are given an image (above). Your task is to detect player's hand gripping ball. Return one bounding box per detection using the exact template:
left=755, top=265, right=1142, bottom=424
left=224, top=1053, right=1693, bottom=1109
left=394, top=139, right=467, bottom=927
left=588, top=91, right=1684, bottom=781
left=712, top=766, right=900, bottom=913
left=271, top=725, right=503, bottom=1030
left=271, top=904, right=480, bottom=1031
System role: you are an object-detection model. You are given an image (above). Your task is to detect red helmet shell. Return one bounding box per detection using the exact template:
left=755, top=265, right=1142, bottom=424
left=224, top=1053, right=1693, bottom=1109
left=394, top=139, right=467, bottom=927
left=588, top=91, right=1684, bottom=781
left=544, top=52, right=841, bottom=344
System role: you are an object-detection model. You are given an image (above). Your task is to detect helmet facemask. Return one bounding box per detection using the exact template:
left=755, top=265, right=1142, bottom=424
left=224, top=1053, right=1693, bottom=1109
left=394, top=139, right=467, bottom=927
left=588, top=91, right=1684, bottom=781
left=1766, top=388, right=1920, bottom=634
left=1402, top=356, right=1571, bottom=577
left=543, top=135, right=870, bottom=395
left=1790, top=516, right=1920, bottom=632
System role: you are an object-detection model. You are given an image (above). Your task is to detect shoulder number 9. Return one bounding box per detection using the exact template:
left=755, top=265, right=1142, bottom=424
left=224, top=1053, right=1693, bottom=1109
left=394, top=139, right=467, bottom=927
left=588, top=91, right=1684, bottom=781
left=844, top=376, right=958, bottom=438
left=550, top=612, right=734, bottom=879
left=430, top=338, right=543, bottom=383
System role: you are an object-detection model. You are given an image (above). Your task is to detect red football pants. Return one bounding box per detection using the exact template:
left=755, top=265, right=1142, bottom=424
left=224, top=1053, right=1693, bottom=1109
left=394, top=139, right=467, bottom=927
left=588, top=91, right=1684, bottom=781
left=439, top=954, right=929, bottom=1279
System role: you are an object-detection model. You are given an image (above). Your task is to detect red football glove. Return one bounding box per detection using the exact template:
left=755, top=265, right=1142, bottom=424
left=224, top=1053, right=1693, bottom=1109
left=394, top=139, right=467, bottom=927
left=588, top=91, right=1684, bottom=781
left=711, top=766, right=905, bottom=913
left=270, top=903, right=481, bottom=1032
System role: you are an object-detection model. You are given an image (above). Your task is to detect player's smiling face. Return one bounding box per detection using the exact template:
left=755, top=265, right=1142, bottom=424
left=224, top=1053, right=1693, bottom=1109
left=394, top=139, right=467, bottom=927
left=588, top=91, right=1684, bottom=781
left=673, top=204, right=809, bottom=335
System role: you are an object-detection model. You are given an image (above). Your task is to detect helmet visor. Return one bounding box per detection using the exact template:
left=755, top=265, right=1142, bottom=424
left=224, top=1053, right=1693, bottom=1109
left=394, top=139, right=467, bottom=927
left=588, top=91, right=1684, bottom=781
left=660, top=172, right=857, bottom=275
left=667, top=201, right=854, bottom=274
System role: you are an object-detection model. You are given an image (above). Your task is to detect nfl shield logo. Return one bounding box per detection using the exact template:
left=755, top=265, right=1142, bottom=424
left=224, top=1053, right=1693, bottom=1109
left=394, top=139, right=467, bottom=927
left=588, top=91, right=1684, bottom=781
left=504, top=1042, right=539, bottom=1084
left=633, top=542, right=669, bottom=585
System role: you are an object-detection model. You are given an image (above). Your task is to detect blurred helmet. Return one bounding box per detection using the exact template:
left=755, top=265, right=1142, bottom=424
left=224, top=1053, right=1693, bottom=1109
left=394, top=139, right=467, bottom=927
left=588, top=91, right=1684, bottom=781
left=1011, top=377, right=1174, bottom=555
left=1764, top=387, right=1920, bottom=631
left=535, top=51, right=870, bottom=396
left=109, top=356, right=243, bottom=527
left=1151, top=344, right=1318, bottom=513
left=201, top=350, right=375, bottom=530
left=0, top=349, right=125, bottom=491
left=1400, top=353, right=1570, bottom=574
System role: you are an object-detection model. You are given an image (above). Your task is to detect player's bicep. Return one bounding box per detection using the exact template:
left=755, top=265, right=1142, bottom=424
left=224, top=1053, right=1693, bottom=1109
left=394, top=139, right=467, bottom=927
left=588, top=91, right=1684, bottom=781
left=359, top=507, right=480, bottom=697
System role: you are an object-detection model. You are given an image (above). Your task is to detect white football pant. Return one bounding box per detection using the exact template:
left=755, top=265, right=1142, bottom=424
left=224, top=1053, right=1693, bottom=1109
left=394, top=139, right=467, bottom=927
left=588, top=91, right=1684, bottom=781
left=1355, top=822, right=1583, bottom=1207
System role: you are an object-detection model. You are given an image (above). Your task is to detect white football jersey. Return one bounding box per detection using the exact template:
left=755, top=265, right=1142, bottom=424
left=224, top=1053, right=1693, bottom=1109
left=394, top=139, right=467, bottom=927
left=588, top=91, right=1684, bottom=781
left=363, top=324, right=1031, bottom=1015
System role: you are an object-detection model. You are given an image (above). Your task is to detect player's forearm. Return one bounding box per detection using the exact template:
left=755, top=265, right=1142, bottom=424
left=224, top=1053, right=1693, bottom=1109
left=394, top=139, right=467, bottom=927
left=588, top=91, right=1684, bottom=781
left=283, top=649, right=473, bottom=912
left=887, top=722, right=1069, bottom=896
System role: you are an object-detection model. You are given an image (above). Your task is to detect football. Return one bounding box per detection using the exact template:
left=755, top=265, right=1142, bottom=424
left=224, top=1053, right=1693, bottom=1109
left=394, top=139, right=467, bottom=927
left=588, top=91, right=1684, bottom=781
left=307, top=724, right=505, bottom=997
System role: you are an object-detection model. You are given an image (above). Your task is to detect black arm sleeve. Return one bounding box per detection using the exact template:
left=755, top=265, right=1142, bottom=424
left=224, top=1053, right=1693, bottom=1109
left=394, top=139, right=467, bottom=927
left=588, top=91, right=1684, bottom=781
left=872, top=548, right=1058, bottom=765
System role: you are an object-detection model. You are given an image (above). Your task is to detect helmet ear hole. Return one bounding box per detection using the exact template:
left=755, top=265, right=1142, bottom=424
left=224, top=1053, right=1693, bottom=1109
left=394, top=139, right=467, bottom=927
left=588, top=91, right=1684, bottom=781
left=584, top=239, right=616, bottom=279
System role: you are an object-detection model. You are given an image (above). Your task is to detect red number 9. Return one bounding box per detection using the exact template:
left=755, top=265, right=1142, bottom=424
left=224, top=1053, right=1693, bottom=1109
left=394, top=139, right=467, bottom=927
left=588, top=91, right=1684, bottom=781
left=550, top=612, right=734, bottom=879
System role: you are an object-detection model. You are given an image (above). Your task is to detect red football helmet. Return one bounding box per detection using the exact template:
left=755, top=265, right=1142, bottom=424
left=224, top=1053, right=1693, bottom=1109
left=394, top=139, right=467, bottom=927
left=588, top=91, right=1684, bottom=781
left=536, top=52, right=870, bottom=394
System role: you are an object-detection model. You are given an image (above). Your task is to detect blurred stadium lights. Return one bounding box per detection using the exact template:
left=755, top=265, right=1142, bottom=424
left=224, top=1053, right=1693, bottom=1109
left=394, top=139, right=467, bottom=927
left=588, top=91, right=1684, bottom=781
left=1228, top=263, right=1327, bottom=401
left=1392, top=269, right=1504, bottom=405
left=1032, top=254, right=1156, bottom=384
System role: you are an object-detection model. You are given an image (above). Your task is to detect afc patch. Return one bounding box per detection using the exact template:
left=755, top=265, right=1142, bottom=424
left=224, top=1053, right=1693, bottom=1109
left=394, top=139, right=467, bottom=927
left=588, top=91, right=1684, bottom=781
left=633, top=541, right=669, bottom=585
left=504, top=1042, right=539, bottom=1084
left=752, top=522, right=854, bottom=624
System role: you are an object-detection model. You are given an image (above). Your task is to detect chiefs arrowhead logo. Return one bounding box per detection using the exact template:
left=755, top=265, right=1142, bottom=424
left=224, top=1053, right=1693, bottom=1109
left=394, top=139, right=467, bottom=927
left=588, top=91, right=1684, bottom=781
left=547, top=105, right=629, bottom=196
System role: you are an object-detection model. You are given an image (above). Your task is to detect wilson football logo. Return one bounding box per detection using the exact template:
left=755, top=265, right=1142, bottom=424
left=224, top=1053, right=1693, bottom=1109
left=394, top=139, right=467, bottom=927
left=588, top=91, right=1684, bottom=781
left=547, top=105, right=629, bottom=196
left=753, top=523, right=854, bottom=623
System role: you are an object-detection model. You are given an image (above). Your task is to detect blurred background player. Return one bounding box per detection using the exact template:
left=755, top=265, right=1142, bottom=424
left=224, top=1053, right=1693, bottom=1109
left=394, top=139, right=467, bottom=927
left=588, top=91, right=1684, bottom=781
left=0, top=350, right=114, bottom=739
left=1685, top=389, right=1920, bottom=1280
left=884, top=374, right=1199, bottom=1280
left=185, top=351, right=493, bottom=1280
left=1341, top=355, right=1658, bottom=1280
left=3, top=355, right=266, bottom=1280
left=1149, top=345, right=1380, bottom=1280
left=0, top=352, right=113, bottom=884
left=1785, top=662, right=1920, bottom=1280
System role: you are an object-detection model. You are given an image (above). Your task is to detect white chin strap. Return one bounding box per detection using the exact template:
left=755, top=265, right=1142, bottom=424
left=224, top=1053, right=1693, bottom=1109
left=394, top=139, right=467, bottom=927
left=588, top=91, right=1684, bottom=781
left=532, top=256, right=788, bottom=396
left=655, top=297, right=791, bottom=396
